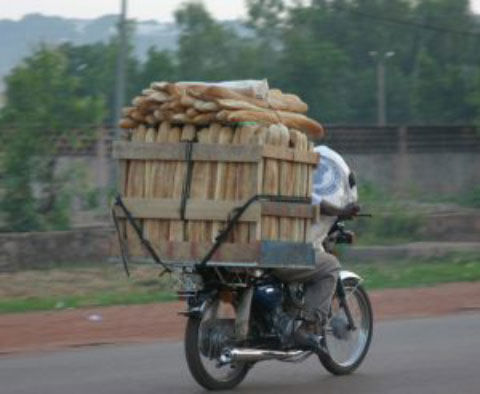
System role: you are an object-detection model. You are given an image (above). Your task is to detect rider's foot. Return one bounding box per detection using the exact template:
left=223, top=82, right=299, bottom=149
left=294, top=321, right=327, bottom=355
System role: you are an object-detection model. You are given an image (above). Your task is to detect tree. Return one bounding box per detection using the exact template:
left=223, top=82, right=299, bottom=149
left=411, top=50, right=477, bottom=124
left=175, top=3, right=259, bottom=81
left=279, top=22, right=352, bottom=123
left=0, top=46, right=105, bottom=231
left=137, top=47, right=177, bottom=90
left=61, top=21, right=140, bottom=126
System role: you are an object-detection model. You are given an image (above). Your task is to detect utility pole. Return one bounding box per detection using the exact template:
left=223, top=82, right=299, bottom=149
left=369, top=51, right=395, bottom=127
left=110, top=0, right=128, bottom=195
left=114, top=0, right=128, bottom=139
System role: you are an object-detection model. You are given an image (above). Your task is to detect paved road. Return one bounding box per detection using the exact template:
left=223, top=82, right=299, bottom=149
left=1, top=313, right=479, bottom=394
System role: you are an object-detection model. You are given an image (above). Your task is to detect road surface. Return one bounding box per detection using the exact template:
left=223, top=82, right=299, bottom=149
left=1, top=313, right=479, bottom=394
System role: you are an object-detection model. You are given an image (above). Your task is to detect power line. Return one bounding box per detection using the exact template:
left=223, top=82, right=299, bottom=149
left=332, top=4, right=480, bottom=38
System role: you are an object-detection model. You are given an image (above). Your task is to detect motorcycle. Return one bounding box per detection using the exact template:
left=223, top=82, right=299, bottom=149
left=179, top=219, right=373, bottom=390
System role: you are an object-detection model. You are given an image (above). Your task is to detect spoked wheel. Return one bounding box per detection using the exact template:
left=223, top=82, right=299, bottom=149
left=184, top=301, right=250, bottom=390
left=319, top=278, right=373, bottom=375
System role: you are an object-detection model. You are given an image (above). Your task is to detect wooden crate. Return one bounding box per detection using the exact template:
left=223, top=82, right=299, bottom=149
left=112, top=139, right=319, bottom=268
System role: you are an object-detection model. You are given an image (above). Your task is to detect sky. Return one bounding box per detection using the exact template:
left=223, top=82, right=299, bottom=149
left=1, top=0, right=479, bottom=22
left=0, top=0, right=248, bottom=21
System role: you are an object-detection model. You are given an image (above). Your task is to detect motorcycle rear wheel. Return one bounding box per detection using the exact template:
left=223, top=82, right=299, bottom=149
left=184, top=304, right=250, bottom=390
left=319, top=279, right=373, bottom=375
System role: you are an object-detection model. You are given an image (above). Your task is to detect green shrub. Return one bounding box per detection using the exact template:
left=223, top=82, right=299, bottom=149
left=461, top=185, right=480, bottom=208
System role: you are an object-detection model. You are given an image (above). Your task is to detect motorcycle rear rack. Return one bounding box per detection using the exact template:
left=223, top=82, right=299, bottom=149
left=112, top=194, right=315, bottom=278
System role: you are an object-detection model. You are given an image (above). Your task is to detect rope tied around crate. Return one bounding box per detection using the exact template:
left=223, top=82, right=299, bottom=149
left=180, top=140, right=195, bottom=221
left=112, top=195, right=172, bottom=277
left=196, top=194, right=311, bottom=272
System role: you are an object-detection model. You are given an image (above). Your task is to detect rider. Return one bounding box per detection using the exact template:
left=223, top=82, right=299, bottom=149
left=273, top=145, right=359, bottom=350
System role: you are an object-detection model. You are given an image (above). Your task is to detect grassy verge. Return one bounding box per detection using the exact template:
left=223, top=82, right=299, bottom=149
left=0, top=291, right=176, bottom=314
left=0, top=264, right=178, bottom=314
left=345, top=255, right=480, bottom=289
left=1, top=256, right=480, bottom=314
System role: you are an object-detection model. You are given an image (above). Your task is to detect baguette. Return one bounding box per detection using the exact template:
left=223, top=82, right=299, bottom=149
left=169, top=125, right=190, bottom=241
left=225, top=110, right=324, bottom=137
left=118, top=118, right=138, bottom=129
left=126, top=125, right=147, bottom=256
left=277, top=124, right=293, bottom=241
left=150, top=81, right=169, bottom=91
left=262, top=125, right=281, bottom=240
left=149, top=122, right=171, bottom=243
left=143, top=127, right=158, bottom=241
left=236, top=125, right=258, bottom=243
left=187, top=127, right=211, bottom=242
left=212, top=126, right=234, bottom=240
left=186, top=84, right=308, bottom=113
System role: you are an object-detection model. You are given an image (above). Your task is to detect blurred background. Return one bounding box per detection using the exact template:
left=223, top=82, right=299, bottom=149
left=0, top=0, right=479, bottom=313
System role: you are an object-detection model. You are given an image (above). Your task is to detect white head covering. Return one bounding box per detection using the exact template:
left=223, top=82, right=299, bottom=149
left=310, top=145, right=358, bottom=249
left=312, top=145, right=358, bottom=207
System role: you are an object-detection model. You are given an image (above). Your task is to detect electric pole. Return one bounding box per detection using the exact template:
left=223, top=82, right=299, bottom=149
left=110, top=0, right=128, bottom=196
left=114, top=0, right=128, bottom=139
left=369, top=51, right=395, bottom=127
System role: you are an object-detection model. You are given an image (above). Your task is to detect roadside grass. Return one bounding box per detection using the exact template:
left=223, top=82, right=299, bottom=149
left=0, top=291, right=176, bottom=314
left=346, top=255, right=480, bottom=289
left=0, top=264, right=178, bottom=314
left=1, top=255, right=479, bottom=314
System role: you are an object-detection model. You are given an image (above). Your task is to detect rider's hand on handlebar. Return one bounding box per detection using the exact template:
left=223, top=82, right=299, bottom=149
left=338, top=203, right=360, bottom=220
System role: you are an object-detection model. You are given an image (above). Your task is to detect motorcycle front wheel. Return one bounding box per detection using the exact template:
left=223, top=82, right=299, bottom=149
left=319, top=278, right=373, bottom=375
left=184, top=301, right=250, bottom=390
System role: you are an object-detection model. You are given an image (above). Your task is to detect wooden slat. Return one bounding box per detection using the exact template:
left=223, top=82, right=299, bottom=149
left=187, top=128, right=212, bottom=242
left=121, top=239, right=315, bottom=268
left=115, top=199, right=314, bottom=221
left=114, top=141, right=183, bottom=160
left=193, top=143, right=262, bottom=163
left=156, top=240, right=261, bottom=262
left=115, top=198, right=261, bottom=222
left=261, top=201, right=314, bottom=219
left=114, top=141, right=319, bottom=165
left=262, top=145, right=318, bottom=164
left=117, top=198, right=179, bottom=219
left=248, top=161, right=260, bottom=242
left=113, top=141, right=263, bottom=162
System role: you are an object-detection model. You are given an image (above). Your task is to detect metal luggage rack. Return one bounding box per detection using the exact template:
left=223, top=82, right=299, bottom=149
left=112, top=193, right=314, bottom=280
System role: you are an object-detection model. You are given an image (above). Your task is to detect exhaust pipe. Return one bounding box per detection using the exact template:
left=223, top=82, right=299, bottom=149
left=220, top=348, right=308, bottom=364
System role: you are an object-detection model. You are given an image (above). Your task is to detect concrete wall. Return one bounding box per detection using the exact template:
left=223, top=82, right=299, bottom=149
left=321, top=125, right=480, bottom=198
left=0, top=227, right=115, bottom=272
left=344, top=152, right=480, bottom=197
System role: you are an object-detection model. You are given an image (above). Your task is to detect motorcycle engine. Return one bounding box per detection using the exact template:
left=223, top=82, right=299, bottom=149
left=253, top=283, right=283, bottom=311
left=253, top=282, right=297, bottom=347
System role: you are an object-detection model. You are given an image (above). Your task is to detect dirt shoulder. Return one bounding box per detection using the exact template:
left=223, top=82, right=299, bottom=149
left=1, top=281, right=480, bottom=355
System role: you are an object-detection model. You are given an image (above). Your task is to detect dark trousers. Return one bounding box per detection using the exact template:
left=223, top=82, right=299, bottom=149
left=273, top=251, right=340, bottom=323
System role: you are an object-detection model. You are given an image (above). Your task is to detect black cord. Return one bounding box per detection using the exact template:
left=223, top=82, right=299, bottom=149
left=332, top=4, right=480, bottom=38
left=196, top=194, right=311, bottom=271
left=114, top=195, right=172, bottom=274
left=111, top=204, right=130, bottom=277
left=180, top=141, right=194, bottom=221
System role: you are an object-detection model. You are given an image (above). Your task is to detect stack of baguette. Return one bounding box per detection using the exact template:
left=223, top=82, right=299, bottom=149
left=119, top=81, right=321, bottom=246
left=118, top=81, right=324, bottom=138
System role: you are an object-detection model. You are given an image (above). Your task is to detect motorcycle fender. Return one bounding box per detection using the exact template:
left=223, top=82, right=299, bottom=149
left=339, top=270, right=362, bottom=283
left=179, top=300, right=208, bottom=319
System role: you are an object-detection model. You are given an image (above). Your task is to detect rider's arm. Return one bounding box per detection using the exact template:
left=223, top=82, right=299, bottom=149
left=320, top=201, right=360, bottom=219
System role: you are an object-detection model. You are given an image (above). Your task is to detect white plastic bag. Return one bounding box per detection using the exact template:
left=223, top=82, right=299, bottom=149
left=310, top=145, right=358, bottom=249
left=177, top=79, right=270, bottom=100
